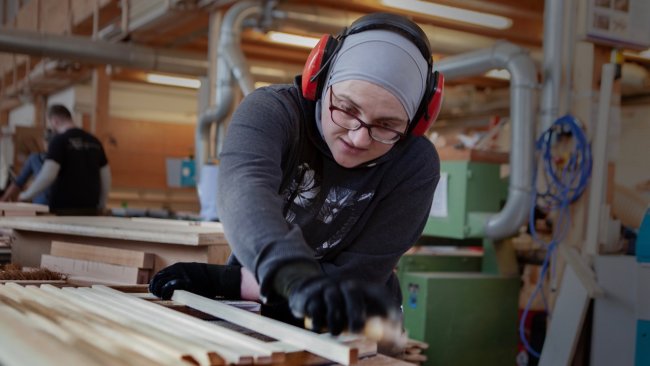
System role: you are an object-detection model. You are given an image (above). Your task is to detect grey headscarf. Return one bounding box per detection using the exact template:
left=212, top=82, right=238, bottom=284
left=321, top=29, right=429, bottom=121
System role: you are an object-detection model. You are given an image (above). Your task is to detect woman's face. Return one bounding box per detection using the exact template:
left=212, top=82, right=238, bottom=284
left=321, top=80, right=408, bottom=168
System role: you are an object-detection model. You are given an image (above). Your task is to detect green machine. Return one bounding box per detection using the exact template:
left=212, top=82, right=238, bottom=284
left=398, top=160, right=521, bottom=366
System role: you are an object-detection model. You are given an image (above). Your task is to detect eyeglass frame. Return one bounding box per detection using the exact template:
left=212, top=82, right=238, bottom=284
left=328, top=86, right=407, bottom=144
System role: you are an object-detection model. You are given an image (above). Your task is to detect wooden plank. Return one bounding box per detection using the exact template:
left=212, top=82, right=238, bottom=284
left=1, top=210, right=37, bottom=217
left=0, top=202, right=49, bottom=212
left=41, top=254, right=149, bottom=284
left=91, top=285, right=285, bottom=364
left=0, top=216, right=225, bottom=245
left=51, top=241, right=154, bottom=269
left=172, top=290, right=359, bottom=366
left=538, top=266, right=591, bottom=366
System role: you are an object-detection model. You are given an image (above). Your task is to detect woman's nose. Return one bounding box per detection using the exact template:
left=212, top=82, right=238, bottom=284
left=347, top=126, right=373, bottom=147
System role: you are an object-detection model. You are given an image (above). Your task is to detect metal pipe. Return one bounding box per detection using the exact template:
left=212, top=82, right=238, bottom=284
left=540, top=0, right=565, bottom=131
left=436, top=42, right=537, bottom=240
left=0, top=28, right=208, bottom=76
left=195, top=0, right=261, bottom=175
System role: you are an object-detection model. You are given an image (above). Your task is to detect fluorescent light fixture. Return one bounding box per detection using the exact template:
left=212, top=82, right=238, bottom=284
left=146, top=73, right=200, bottom=89
left=485, top=69, right=510, bottom=80
left=381, top=0, right=513, bottom=30
left=267, top=31, right=320, bottom=48
left=255, top=81, right=272, bottom=89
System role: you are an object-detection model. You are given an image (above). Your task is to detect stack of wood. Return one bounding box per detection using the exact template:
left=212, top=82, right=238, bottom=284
left=0, top=283, right=377, bottom=366
left=0, top=228, right=12, bottom=264
left=40, top=241, right=154, bottom=285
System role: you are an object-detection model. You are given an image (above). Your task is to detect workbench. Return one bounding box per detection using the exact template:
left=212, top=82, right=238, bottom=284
left=0, top=216, right=231, bottom=273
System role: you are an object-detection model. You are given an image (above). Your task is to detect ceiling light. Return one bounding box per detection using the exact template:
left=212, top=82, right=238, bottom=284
left=255, top=81, right=272, bottom=89
left=267, top=31, right=320, bottom=48
left=485, top=69, right=510, bottom=80
left=146, top=74, right=201, bottom=89
left=381, top=0, right=513, bottom=30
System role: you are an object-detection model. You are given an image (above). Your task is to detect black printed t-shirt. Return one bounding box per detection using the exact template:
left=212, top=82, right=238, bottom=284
left=46, top=128, right=108, bottom=213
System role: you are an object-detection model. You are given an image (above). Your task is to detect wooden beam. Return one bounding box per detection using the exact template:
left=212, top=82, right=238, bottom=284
left=40, top=254, right=150, bottom=284
left=50, top=241, right=154, bottom=269
left=172, top=290, right=359, bottom=366
left=91, top=65, right=109, bottom=135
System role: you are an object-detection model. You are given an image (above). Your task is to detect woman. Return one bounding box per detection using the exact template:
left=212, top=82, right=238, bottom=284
left=150, top=12, right=442, bottom=337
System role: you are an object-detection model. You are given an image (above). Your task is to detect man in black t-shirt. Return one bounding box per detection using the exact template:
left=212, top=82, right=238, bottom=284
left=19, top=104, right=111, bottom=215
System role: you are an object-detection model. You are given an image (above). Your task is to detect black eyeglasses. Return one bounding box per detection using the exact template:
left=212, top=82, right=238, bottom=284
left=328, top=87, right=407, bottom=144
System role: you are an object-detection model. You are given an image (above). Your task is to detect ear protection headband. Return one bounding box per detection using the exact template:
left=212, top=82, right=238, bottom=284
left=301, top=12, right=444, bottom=136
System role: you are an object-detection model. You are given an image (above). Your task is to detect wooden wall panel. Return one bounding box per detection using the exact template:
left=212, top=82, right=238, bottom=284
left=71, top=0, right=113, bottom=26
left=40, top=0, right=70, bottom=34
left=100, top=118, right=195, bottom=189
left=15, top=0, right=38, bottom=31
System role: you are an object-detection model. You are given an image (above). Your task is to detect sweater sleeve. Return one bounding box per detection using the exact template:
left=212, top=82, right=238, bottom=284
left=217, top=88, right=319, bottom=300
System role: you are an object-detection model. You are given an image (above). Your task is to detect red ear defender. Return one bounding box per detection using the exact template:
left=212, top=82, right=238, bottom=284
left=411, top=72, right=444, bottom=137
left=302, top=34, right=335, bottom=101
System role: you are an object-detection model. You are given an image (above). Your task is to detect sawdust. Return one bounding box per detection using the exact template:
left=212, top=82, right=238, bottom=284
left=0, top=264, right=67, bottom=281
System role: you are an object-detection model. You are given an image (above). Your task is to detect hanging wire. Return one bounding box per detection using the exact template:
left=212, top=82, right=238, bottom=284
left=519, top=114, right=592, bottom=358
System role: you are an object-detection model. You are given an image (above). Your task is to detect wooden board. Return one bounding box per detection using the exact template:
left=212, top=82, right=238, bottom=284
left=50, top=241, right=154, bottom=269
left=40, top=255, right=149, bottom=285
left=0, top=203, right=49, bottom=213
left=172, top=290, right=359, bottom=365
left=0, top=216, right=226, bottom=245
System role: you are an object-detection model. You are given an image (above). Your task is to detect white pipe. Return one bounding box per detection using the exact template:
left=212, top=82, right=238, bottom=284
left=195, top=1, right=261, bottom=175
left=584, top=63, right=616, bottom=256
left=0, top=28, right=207, bottom=76
left=435, top=42, right=537, bottom=240
left=540, top=0, right=565, bottom=131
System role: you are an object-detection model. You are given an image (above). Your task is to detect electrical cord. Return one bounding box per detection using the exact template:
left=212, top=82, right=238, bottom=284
left=519, top=114, right=592, bottom=359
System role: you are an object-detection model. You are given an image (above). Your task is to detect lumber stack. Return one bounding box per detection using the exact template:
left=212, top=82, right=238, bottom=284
left=0, top=283, right=373, bottom=366
left=40, top=241, right=154, bottom=285
left=0, top=228, right=11, bottom=264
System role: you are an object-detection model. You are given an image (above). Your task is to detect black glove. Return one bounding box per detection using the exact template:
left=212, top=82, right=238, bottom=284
left=149, top=262, right=241, bottom=300
left=273, top=262, right=399, bottom=336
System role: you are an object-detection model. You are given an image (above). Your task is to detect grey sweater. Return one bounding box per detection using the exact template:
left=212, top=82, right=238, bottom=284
left=217, top=79, right=440, bottom=304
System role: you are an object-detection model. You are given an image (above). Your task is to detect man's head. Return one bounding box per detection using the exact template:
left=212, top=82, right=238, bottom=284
left=46, top=104, right=74, bottom=133
left=311, top=14, right=432, bottom=168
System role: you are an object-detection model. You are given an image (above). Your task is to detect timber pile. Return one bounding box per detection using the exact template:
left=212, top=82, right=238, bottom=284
left=0, top=284, right=373, bottom=366
left=0, top=228, right=11, bottom=264
left=40, top=241, right=154, bottom=285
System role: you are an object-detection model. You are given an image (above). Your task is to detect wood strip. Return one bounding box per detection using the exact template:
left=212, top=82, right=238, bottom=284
left=63, top=286, right=240, bottom=365
left=91, top=285, right=284, bottom=364
left=0, top=283, right=156, bottom=366
left=41, top=255, right=149, bottom=284
left=172, top=290, right=359, bottom=366
left=50, top=241, right=154, bottom=269
left=0, top=202, right=49, bottom=212
left=37, top=285, right=220, bottom=366
left=0, top=303, right=103, bottom=366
